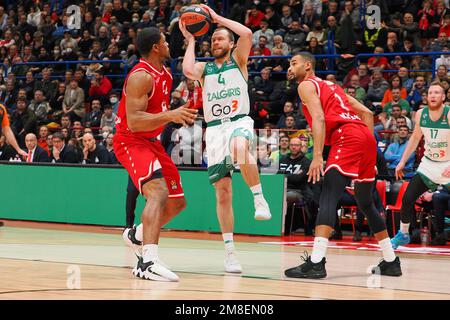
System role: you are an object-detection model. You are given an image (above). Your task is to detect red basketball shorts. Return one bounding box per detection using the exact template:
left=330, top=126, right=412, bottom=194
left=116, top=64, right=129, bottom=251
left=324, top=123, right=377, bottom=182
left=114, top=133, right=184, bottom=197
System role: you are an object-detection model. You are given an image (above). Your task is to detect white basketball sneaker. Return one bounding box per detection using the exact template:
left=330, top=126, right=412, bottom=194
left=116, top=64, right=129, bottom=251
left=224, top=252, right=243, bottom=274
left=132, top=257, right=179, bottom=282
left=122, top=226, right=142, bottom=258
left=254, top=196, right=272, bottom=220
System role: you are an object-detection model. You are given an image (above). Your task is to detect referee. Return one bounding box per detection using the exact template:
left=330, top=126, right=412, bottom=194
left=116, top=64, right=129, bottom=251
left=0, top=103, right=28, bottom=227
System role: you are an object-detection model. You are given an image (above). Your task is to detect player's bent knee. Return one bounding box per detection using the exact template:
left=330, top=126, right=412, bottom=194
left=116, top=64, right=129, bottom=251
left=142, top=178, right=169, bottom=203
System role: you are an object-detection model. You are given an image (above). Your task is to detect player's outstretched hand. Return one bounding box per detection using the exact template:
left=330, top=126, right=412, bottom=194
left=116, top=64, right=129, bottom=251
left=442, top=164, right=450, bottom=178
left=178, top=20, right=194, bottom=41
left=169, top=103, right=198, bottom=127
left=307, top=156, right=324, bottom=184
left=199, top=4, right=220, bottom=23
left=395, top=161, right=405, bottom=180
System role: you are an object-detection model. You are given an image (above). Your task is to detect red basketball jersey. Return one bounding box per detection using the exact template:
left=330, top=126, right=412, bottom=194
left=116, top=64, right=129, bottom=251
left=301, top=76, right=365, bottom=145
left=116, top=59, right=172, bottom=139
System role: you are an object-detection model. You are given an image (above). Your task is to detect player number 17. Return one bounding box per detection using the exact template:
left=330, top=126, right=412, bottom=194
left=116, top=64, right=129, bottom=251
left=430, top=129, right=438, bottom=139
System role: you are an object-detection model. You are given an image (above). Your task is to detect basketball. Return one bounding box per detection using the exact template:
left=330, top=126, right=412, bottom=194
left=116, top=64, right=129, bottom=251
left=180, top=5, right=211, bottom=37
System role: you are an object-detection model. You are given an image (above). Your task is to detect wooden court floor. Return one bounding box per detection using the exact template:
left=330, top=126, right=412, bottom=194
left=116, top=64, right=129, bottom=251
left=0, top=221, right=449, bottom=300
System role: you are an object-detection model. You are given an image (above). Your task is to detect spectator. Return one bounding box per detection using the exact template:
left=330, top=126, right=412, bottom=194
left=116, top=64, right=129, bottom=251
left=108, top=92, right=120, bottom=114
left=37, top=125, right=50, bottom=155
left=429, top=32, right=448, bottom=52
left=306, top=20, right=325, bottom=45
left=245, top=5, right=265, bottom=32
left=81, top=132, right=111, bottom=164
left=265, top=47, right=290, bottom=81
left=28, top=90, right=52, bottom=125
left=269, top=135, right=290, bottom=165
left=49, top=82, right=66, bottom=119
left=104, top=132, right=118, bottom=164
left=301, top=3, right=320, bottom=31
left=280, top=5, right=299, bottom=34
left=430, top=189, right=450, bottom=245
left=398, top=67, right=414, bottom=92
left=34, top=68, right=57, bottom=102
left=51, top=131, right=78, bottom=164
left=60, top=30, right=78, bottom=54
left=272, top=35, right=290, bottom=56
left=401, top=13, right=421, bottom=47
left=383, top=87, right=410, bottom=116
left=284, top=114, right=301, bottom=133
left=381, top=74, right=409, bottom=108
left=251, top=67, right=274, bottom=102
left=10, top=96, right=36, bottom=147
left=23, top=133, right=50, bottom=163
left=339, top=0, right=359, bottom=28
left=78, top=29, right=94, bottom=58
left=367, top=47, right=389, bottom=73
left=366, top=69, right=389, bottom=103
left=63, top=79, right=85, bottom=122
left=111, top=0, right=131, bottom=24
left=407, top=75, right=427, bottom=110
left=436, top=65, right=449, bottom=82
left=439, top=13, right=450, bottom=39
left=277, top=101, right=305, bottom=129
left=344, top=75, right=366, bottom=102
left=251, top=35, right=271, bottom=56
left=284, top=20, right=306, bottom=55
left=176, top=78, right=202, bottom=111
left=88, top=69, right=112, bottom=104
left=384, top=125, right=415, bottom=178
left=175, top=119, right=203, bottom=167
left=20, top=71, right=37, bottom=101
left=256, top=142, right=274, bottom=173
left=100, top=105, right=116, bottom=129
left=264, top=6, right=281, bottom=32
left=384, top=31, right=402, bottom=53
left=253, top=19, right=274, bottom=48
left=435, top=46, right=450, bottom=71
left=84, top=99, right=103, bottom=131
left=169, top=90, right=186, bottom=110
left=60, top=115, right=71, bottom=130
left=279, top=137, right=313, bottom=234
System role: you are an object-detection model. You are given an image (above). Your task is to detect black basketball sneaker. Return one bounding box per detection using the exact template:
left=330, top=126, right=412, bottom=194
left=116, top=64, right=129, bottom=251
left=371, top=257, right=402, bottom=276
left=284, top=251, right=327, bottom=279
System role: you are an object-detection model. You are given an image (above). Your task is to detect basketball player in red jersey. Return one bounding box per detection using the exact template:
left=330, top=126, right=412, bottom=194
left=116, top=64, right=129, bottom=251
left=284, top=52, right=402, bottom=279
left=114, top=27, right=197, bottom=282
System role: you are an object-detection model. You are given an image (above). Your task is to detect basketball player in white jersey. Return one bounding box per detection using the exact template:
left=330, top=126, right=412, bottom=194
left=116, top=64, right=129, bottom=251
left=180, top=4, right=271, bottom=273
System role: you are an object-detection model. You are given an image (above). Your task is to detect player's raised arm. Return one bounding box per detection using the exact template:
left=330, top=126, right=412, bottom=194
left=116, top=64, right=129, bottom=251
left=179, top=20, right=206, bottom=81
left=298, top=81, right=325, bottom=184
left=200, top=4, right=253, bottom=67
left=345, top=94, right=375, bottom=133
left=126, top=72, right=197, bottom=131
left=395, top=109, right=424, bottom=180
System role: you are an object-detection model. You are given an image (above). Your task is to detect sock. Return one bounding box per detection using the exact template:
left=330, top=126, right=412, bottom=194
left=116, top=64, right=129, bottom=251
left=400, top=222, right=410, bottom=234
left=310, top=237, right=328, bottom=263
left=142, top=244, right=158, bottom=263
left=135, top=224, right=143, bottom=242
left=250, top=184, right=263, bottom=198
left=223, top=233, right=235, bottom=254
left=379, top=238, right=396, bottom=262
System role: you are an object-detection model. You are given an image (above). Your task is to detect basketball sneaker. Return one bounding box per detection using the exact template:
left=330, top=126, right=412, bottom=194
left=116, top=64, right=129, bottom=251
left=391, top=231, right=410, bottom=249
left=224, top=252, right=242, bottom=273
left=371, top=257, right=402, bottom=276
left=132, top=257, right=179, bottom=282
left=254, top=196, right=271, bottom=220
left=122, top=225, right=142, bottom=257
left=284, top=251, right=327, bottom=279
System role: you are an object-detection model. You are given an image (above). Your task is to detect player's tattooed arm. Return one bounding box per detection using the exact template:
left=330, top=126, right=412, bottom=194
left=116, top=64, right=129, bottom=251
left=298, top=81, right=325, bottom=184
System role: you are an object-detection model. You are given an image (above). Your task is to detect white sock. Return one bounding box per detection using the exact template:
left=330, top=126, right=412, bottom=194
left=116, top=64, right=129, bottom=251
left=400, top=222, right=410, bottom=234
left=135, top=224, right=143, bottom=242
left=223, top=233, right=235, bottom=254
left=379, top=238, right=396, bottom=262
left=311, top=237, right=328, bottom=263
left=250, top=184, right=263, bottom=198
left=142, top=244, right=158, bottom=263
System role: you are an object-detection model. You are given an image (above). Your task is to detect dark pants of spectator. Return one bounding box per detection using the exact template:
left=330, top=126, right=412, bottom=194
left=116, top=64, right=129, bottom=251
left=400, top=174, right=430, bottom=230
left=66, top=110, right=82, bottom=123
left=126, top=175, right=139, bottom=228
left=432, top=190, right=450, bottom=235
left=285, top=188, right=316, bottom=235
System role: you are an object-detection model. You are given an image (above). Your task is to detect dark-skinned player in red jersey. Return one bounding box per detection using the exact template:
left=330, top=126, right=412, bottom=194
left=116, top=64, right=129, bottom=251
left=284, top=52, right=402, bottom=279
left=114, top=27, right=197, bottom=282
